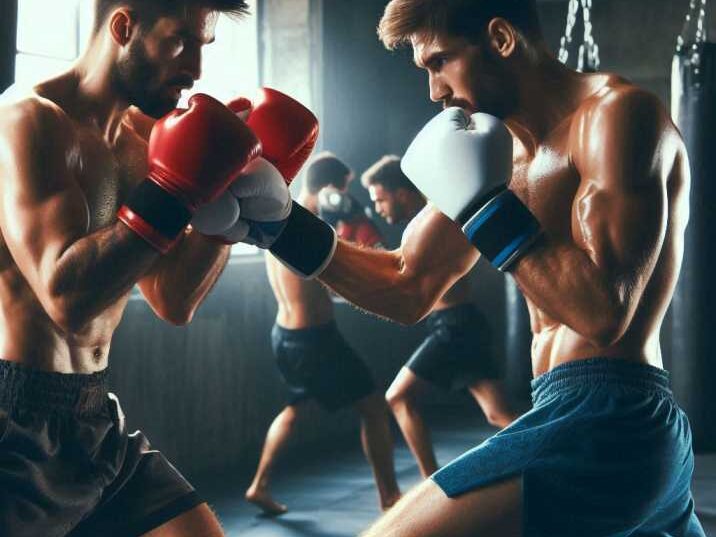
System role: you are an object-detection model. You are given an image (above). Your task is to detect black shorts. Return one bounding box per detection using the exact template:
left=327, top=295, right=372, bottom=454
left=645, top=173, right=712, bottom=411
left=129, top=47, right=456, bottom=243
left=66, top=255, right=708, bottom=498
left=0, top=360, right=202, bottom=537
left=406, top=304, right=499, bottom=391
left=271, top=322, right=376, bottom=412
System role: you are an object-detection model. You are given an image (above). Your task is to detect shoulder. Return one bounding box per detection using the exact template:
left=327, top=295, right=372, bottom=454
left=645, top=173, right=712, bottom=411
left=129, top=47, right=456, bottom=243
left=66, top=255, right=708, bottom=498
left=569, top=79, right=678, bottom=181
left=0, top=93, right=75, bottom=149
left=0, top=95, right=79, bottom=192
left=575, top=79, right=667, bottom=134
left=572, top=79, right=671, bottom=145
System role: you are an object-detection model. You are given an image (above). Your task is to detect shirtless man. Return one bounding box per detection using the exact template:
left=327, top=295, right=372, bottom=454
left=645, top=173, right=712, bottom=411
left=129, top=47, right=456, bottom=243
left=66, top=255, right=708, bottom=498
left=244, top=153, right=400, bottom=515
left=0, top=1, right=265, bottom=535
left=204, top=0, right=706, bottom=534
left=362, top=155, right=518, bottom=478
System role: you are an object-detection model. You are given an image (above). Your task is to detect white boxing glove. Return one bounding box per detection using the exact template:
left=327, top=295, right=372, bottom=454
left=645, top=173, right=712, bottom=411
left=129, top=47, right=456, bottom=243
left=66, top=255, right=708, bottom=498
left=191, top=190, right=241, bottom=236
left=228, top=157, right=293, bottom=247
left=401, top=107, right=540, bottom=271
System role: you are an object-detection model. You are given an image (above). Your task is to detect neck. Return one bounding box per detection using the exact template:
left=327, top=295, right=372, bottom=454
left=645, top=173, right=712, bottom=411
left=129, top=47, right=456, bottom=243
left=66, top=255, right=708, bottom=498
left=504, top=48, right=600, bottom=153
left=69, top=33, right=131, bottom=140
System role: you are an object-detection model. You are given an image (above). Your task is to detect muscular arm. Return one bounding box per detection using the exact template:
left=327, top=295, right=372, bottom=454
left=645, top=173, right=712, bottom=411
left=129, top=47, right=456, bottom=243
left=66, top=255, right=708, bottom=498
left=0, top=99, right=160, bottom=333
left=137, top=232, right=230, bottom=325
left=125, top=108, right=232, bottom=325
left=320, top=205, right=479, bottom=324
left=511, top=88, right=676, bottom=346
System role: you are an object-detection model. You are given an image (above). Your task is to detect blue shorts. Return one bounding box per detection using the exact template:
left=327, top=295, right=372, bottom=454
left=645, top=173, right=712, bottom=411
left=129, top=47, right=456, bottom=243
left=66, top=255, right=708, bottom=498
left=433, top=358, right=705, bottom=536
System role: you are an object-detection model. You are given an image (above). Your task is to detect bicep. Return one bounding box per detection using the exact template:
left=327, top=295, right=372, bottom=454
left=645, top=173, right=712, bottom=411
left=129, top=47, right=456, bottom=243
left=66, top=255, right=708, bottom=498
left=401, top=205, right=479, bottom=294
left=572, top=91, right=669, bottom=283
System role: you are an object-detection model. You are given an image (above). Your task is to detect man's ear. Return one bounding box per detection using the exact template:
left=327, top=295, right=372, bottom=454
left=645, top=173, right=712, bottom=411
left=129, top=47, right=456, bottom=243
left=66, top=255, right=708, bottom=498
left=109, top=8, right=136, bottom=46
left=486, top=17, right=517, bottom=59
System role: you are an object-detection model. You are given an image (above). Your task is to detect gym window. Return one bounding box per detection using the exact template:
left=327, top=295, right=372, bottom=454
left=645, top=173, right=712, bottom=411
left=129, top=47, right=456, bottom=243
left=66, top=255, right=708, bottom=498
left=14, top=0, right=261, bottom=257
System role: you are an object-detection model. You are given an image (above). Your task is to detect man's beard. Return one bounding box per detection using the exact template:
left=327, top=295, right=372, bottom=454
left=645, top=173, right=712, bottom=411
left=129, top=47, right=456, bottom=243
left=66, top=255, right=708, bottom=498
left=112, top=41, right=177, bottom=118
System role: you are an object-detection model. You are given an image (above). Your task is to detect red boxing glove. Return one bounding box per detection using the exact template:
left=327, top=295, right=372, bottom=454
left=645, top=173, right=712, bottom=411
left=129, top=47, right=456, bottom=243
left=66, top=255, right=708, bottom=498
left=228, top=88, right=318, bottom=183
left=337, top=217, right=384, bottom=248
left=119, top=94, right=261, bottom=253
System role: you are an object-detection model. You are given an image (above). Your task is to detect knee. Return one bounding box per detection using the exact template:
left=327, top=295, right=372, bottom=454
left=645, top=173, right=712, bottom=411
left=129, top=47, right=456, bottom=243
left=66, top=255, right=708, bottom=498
left=483, top=409, right=512, bottom=429
left=283, top=405, right=305, bottom=429
left=385, top=386, right=414, bottom=415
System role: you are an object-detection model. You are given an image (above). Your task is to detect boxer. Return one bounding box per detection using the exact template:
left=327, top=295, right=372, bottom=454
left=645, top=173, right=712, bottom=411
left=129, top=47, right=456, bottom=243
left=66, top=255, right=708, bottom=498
left=243, top=154, right=400, bottom=516
left=214, top=0, right=706, bottom=534
left=0, top=2, right=257, bottom=536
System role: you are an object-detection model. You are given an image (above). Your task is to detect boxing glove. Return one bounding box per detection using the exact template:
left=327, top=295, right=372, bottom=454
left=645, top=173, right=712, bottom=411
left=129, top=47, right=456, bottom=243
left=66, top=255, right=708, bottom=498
left=318, top=190, right=383, bottom=247
left=229, top=88, right=319, bottom=182
left=401, top=107, right=540, bottom=271
left=337, top=218, right=384, bottom=248
left=193, top=90, right=334, bottom=278
left=192, top=88, right=320, bottom=239
left=317, top=190, right=364, bottom=226
left=119, top=94, right=261, bottom=253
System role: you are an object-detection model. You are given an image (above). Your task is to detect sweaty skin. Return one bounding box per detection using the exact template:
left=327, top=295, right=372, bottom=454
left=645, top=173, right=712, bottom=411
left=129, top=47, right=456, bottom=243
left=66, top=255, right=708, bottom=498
left=321, top=75, right=688, bottom=378
left=0, top=72, right=229, bottom=374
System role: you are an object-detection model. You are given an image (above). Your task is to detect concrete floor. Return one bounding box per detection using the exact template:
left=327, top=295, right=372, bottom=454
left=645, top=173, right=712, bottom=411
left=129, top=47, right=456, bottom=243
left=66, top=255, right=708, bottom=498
left=198, top=414, right=716, bottom=536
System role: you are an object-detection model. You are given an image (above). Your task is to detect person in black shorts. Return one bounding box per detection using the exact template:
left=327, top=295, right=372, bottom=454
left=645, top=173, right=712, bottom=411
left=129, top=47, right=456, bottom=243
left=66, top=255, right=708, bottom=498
left=362, top=155, right=520, bottom=478
left=0, top=1, right=252, bottom=535
left=245, top=154, right=400, bottom=516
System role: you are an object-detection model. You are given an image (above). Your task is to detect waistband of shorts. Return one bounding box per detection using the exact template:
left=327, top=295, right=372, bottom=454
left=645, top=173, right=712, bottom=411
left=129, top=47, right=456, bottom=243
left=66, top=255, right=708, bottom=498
left=531, top=358, right=671, bottom=405
left=426, top=303, right=478, bottom=327
left=273, top=321, right=338, bottom=341
left=0, top=360, right=109, bottom=416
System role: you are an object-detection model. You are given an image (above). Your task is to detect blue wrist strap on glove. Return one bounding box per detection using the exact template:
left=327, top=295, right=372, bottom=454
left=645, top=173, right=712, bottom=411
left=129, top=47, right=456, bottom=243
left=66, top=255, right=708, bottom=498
left=462, top=189, right=541, bottom=271
left=270, top=201, right=337, bottom=278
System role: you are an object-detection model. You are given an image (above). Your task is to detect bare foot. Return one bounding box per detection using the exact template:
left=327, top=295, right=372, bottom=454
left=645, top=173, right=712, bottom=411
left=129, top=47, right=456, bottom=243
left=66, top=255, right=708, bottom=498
left=245, top=487, right=288, bottom=516
left=380, top=492, right=402, bottom=512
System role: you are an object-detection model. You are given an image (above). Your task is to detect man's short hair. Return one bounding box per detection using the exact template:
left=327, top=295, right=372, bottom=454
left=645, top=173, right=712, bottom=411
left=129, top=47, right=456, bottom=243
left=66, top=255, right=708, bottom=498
left=93, top=0, right=250, bottom=34
left=378, top=0, right=542, bottom=50
left=305, top=152, right=352, bottom=194
left=361, top=155, right=420, bottom=194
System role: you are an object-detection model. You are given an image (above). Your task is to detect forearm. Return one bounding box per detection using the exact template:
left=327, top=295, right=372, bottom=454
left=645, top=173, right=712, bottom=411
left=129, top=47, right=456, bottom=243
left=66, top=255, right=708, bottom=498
left=141, top=230, right=231, bottom=323
left=512, top=238, right=628, bottom=345
left=48, top=223, right=160, bottom=331
left=319, top=241, right=444, bottom=325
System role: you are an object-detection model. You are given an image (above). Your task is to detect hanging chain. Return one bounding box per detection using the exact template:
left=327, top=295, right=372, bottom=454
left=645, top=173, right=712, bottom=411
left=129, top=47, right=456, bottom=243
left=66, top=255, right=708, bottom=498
left=558, top=0, right=580, bottom=64
left=676, top=0, right=709, bottom=79
left=559, top=0, right=601, bottom=72
left=578, top=0, right=600, bottom=72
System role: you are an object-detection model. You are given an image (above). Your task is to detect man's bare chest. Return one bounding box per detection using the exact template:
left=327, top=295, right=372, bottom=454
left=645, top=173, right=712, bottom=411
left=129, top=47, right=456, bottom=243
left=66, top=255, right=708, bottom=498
left=74, top=128, right=147, bottom=231
left=509, top=141, right=580, bottom=241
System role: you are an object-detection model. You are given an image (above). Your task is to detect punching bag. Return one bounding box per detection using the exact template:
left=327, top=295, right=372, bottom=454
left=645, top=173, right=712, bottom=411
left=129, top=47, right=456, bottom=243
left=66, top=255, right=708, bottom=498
left=670, top=23, right=716, bottom=452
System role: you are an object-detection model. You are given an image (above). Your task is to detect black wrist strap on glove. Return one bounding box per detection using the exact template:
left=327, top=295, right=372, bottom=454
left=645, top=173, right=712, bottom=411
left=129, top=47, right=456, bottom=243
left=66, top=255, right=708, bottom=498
left=118, top=179, right=193, bottom=253
left=270, top=201, right=337, bottom=278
